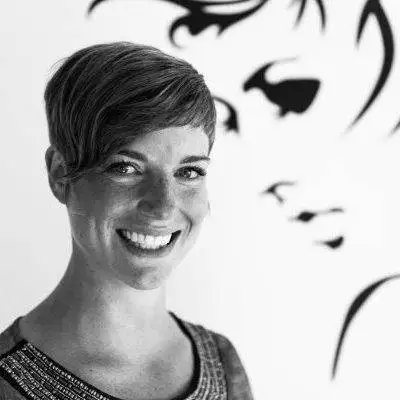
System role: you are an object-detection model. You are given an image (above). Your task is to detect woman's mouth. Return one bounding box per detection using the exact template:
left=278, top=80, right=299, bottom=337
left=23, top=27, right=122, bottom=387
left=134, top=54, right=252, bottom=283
left=116, top=229, right=181, bottom=256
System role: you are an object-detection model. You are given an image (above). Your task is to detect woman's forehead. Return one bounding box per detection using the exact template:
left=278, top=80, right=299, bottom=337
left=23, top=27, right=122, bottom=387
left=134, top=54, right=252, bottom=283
left=115, top=126, right=210, bottom=164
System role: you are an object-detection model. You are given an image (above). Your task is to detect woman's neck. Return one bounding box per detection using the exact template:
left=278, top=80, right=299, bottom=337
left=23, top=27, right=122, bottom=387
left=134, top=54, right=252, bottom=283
left=20, top=253, right=177, bottom=364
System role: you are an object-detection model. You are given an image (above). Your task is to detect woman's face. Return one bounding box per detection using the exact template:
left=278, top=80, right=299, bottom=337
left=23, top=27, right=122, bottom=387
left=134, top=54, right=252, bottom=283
left=65, top=125, right=210, bottom=290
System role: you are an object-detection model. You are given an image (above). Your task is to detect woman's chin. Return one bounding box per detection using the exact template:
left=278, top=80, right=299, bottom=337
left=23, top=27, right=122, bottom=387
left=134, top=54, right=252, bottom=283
left=110, top=233, right=180, bottom=290
left=117, top=264, right=173, bottom=291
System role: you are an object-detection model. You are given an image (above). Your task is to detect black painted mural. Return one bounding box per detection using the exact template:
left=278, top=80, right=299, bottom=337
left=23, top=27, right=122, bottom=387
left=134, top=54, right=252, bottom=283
left=87, top=0, right=399, bottom=386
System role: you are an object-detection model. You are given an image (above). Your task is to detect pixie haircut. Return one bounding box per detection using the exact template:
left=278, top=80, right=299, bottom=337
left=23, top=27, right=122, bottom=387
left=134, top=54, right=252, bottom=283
left=44, top=42, right=216, bottom=181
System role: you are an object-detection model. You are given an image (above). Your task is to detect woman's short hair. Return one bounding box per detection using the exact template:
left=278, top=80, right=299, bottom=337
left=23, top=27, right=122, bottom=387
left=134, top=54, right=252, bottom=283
left=44, top=42, right=216, bottom=181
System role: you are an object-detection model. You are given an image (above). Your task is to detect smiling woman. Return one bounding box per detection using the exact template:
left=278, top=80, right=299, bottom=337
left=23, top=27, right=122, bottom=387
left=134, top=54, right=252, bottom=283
left=0, top=42, right=253, bottom=400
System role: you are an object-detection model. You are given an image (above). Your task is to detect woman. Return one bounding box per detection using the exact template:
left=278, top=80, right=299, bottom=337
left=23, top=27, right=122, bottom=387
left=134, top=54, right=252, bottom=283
left=0, top=42, right=253, bottom=400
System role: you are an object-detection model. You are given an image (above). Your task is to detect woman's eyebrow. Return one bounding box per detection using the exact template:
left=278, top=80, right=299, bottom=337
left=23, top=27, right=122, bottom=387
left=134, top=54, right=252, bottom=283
left=180, top=155, right=210, bottom=164
left=116, top=150, right=148, bottom=161
left=115, top=151, right=209, bottom=164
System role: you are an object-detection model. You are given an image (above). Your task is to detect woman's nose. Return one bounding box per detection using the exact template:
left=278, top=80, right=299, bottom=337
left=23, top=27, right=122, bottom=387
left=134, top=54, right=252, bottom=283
left=136, top=175, right=176, bottom=220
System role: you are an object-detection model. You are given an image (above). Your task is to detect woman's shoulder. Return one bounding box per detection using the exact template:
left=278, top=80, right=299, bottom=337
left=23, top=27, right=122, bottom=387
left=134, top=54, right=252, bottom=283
left=0, top=318, right=22, bottom=356
left=187, top=319, right=247, bottom=373
left=0, top=318, right=27, bottom=400
left=178, top=316, right=254, bottom=400
left=209, top=329, right=254, bottom=400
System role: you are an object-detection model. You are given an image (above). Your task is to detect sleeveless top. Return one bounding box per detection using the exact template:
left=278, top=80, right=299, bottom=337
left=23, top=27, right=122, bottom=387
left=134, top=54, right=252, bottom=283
left=0, top=316, right=253, bottom=400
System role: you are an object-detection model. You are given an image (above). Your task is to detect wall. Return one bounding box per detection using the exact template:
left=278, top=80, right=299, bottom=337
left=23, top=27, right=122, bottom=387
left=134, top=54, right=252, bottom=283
left=2, top=0, right=400, bottom=398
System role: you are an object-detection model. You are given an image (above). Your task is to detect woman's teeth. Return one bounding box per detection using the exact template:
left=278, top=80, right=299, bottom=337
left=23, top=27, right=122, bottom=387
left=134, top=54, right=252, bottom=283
left=120, top=229, right=172, bottom=249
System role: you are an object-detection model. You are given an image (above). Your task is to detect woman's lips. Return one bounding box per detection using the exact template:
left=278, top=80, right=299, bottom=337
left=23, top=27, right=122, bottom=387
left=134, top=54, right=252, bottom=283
left=116, top=229, right=181, bottom=258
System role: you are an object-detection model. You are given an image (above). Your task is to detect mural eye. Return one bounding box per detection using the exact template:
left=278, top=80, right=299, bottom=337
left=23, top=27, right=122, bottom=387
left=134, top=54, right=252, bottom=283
left=243, top=61, right=321, bottom=117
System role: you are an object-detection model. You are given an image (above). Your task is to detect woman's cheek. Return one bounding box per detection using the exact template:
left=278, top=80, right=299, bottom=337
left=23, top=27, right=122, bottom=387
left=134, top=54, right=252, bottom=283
left=181, top=185, right=209, bottom=221
left=72, top=176, right=127, bottom=213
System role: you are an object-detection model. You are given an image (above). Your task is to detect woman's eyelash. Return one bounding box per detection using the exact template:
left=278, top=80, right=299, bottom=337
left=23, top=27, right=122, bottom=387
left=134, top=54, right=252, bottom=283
left=105, top=161, right=141, bottom=175
left=178, top=166, right=207, bottom=178
left=104, top=162, right=206, bottom=179
left=189, top=166, right=206, bottom=175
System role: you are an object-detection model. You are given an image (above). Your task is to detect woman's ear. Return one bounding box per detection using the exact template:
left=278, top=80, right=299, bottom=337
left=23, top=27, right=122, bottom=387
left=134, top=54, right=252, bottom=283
left=45, top=146, right=68, bottom=204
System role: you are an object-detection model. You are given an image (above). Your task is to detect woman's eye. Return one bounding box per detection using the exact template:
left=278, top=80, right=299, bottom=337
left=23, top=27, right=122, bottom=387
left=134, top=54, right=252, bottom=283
left=177, top=167, right=206, bottom=180
left=106, top=162, right=140, bottom=175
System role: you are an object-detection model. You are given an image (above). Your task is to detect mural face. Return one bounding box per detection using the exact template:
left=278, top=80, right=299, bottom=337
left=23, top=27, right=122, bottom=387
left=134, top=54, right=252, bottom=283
left=86, top=0, right=400, bottom=394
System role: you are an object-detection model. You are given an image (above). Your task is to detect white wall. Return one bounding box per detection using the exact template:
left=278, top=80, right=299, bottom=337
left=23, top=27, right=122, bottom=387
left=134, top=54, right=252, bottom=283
left=2, top=0, right=400, bottom=398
